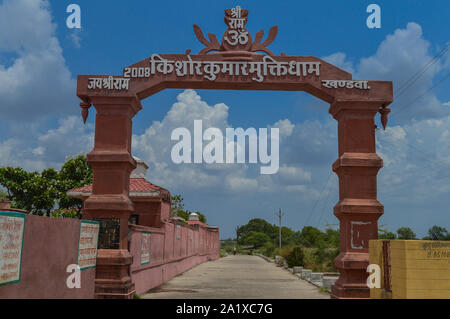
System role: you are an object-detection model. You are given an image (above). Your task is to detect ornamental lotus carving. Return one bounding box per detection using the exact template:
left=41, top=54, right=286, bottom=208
left=193, top=6, right=278, bottom=56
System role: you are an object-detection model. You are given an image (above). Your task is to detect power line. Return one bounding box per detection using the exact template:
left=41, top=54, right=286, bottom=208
left=394, top=44, right=450, bottom=99
left=377, top=129, right=450, bottom=172
left=316, top=177, right=336, bottom=229
left=376, top=133, right=450, bottom=194
left=304, top=172, right=333, bottom=226
left=390, top=72, right=450, bottom=118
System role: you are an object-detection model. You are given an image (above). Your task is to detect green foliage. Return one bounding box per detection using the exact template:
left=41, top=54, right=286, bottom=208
left=236, top=218, right=342, bottom=272
left=237, top=218, right=340, bottom=250
left=171, top=195, right=185, bottom=216
left=427, top=225, right=448, bottom=240
left=0, top=166, right=59, bottom=215
left=299, top=226, right=326, bottom=247
left=378, top=226, right=397, bottom=239
left=220, top=238, right=236, bottom=247
left=240, top=231, right=270, bottom=248
left=50, top=208, right=79, bottom=218
left=279, top=245, right=293, bottom=260
left=194, top=211, right=207, bottom=223
left=396, top=227, right=416, bottom=240
left=171, top=195, right=207, bottom=223
left=318, top=287, right=329, bottom=293
left=237, top=218, right=278, bottom=243
left=57, top=155, right=92, bottom=213
left=285, top=246, right=305, bottom=268
left=176, top=210, right=189, bottom=221
left=0, top=188, right=9, bottom=199
left=224, top=246, right=234, bottom=254
left=313, top=246, right=326, bottom=265
left=261, top=241, right=277, bottom=257
left=0, top=155, right=92, bottom=217
left=324, top=228, right=340, bottom=248
left=280, top=226, right=296, bottom=246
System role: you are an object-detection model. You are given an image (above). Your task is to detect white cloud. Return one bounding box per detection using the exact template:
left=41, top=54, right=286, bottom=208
left=324, top=23, right=449, bottom=122
left=322, top=52, right=355, bottom=74
left=0, top=116, right=93, bottom=171
left=278, top=165, right=311, bottom=184
left=225, top=176, right=258, bottom=192
left=272, top=119, right=294, bottom=137
left=131, top=90, right=321, bottom=196
left=0, top=0, right=77, bottom=121
left=377, top=115, right=450, bottom=202
left=69, top=30, right=82, bottom=49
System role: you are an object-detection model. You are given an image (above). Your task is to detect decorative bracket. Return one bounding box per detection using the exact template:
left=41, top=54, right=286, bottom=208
left=80, top=99, right=91, bottom=124
left=379, top=105, right=391, bottom=130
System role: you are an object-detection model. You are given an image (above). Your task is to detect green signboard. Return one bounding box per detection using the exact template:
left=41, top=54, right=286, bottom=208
left=77, top=220, right=100, bottom=270
left=0, top=212, right=26, bottom=286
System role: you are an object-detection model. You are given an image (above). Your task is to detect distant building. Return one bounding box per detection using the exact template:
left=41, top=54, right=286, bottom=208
left=0, top=199, right=26, bottom=213
left=67, top=157, right=171, bottom=228
left=187, top=212, right=206, bottom=228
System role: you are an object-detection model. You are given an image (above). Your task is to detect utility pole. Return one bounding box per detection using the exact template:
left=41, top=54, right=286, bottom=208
left=275, top=209, right=284, bottom=250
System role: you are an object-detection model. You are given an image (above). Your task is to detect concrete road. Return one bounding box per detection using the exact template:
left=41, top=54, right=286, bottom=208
left=142, top=255, right=329, bottom=299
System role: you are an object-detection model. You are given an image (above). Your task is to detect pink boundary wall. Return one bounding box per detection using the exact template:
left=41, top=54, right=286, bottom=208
left=0, top=215, right=96, bottom=299
left=129, top=221, right=220, bottom=295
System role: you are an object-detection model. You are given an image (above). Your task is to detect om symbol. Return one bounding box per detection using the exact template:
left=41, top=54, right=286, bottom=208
left=224, top=30, right=249, bottom=46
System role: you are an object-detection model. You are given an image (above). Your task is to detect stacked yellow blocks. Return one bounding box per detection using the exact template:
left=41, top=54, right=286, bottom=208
left=369, top=240, right=450, bottom=299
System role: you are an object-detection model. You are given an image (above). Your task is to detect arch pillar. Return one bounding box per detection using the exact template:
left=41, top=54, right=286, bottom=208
left=329, top=101, right=384, bottom=299
left=82, top=95, right=142, bottom=299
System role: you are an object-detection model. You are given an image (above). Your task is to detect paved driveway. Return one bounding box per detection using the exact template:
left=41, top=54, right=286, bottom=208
left=142, top=254, right=329, bottom=299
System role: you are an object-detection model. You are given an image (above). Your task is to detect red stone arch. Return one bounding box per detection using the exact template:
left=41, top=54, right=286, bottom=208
left=76, top=7, right=392, bottom=299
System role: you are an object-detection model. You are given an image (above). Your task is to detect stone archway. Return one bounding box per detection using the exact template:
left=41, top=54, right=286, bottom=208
left=76, top=6, right=392, bottom=299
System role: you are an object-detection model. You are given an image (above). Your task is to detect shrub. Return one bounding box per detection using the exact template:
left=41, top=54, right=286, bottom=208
left=279, top=246, right=294, bottom=259
left=285, top=246, right=305, bottom=268
left=224, top=246, right=234, bottom=254
left=261, top=242, right=277, bottom=257
left=50, top=208, right=79, bottom=218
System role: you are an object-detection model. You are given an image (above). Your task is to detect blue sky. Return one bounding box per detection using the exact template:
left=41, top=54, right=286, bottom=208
left=0, top=0, right=449, bottom=239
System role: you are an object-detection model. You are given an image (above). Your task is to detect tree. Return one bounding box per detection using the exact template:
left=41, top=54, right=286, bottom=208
left=0, top=167, right=59, bottom=215
left=0, top=155, right=92, bottom=217
left=324, top=228, right=340, bottom=248
left=396, top=227, right=416, bottom=240
left=240, top=231, right=270, bottom=248
left=237, top=218, right=277, bottom=242
left=285, top=246, right=305, bottom=268
left=379, top=230, right=396, bottom=240
left=378, top=226, right=397, bottom=240
left=57, top=155, right=92, bottom=214
left=0, top=188, right=8, bottom=200
left=170, top=195, right=207, bottom=223
left=298, top=226, right=326, bottom=247
left=171, top=195, right=185, bottom=216
left=427, top=225, right=448, bottom=240
left=280, top=226, right=296, bottom=246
